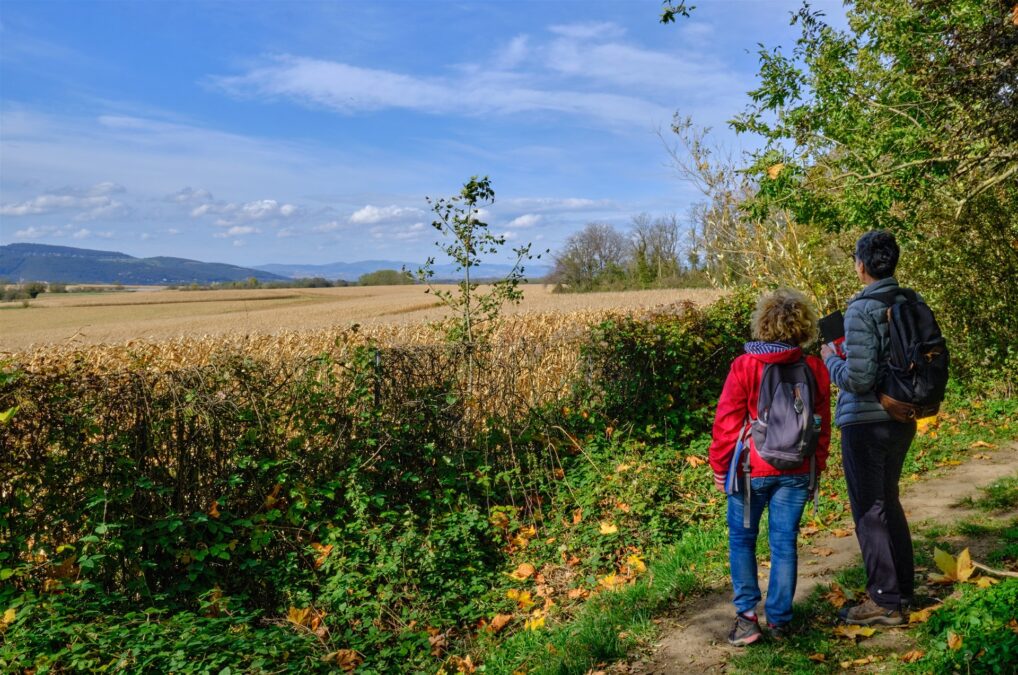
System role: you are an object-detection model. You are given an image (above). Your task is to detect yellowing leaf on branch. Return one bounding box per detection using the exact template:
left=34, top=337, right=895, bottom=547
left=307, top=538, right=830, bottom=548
left=767, top=163, right=785, bottom=179
left=310, top=542, right=333, bottom=568
left=1, top=607, right=15, bottom=631
left=599, top=521, right=618, bottom=535
left=287, top=606, right=312, bottom=628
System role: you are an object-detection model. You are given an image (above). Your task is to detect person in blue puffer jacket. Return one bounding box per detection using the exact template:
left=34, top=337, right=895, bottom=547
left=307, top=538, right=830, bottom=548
left=820, top=230, right=916, bottom=626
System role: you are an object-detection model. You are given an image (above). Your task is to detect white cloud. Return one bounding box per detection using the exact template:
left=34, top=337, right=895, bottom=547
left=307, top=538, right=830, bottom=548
left=168, top=186, right=213, bottom=204
left=506, top=213, right=541, bottom=229
left=496, top=35, right=530, bottom=69
left=0, top=183, right=128, bottom=221
left=191, top=198, right=299, bottom=225
left=72, top=228, right=91, bottom=239
left=547, top=21, right=625, bottom=40
left=349, top=204, right=424, bottom=225
left=226, top=225, right=257, bottom=236
left=13, top=226, right=49, bottom=239
left=211, top=53, right=672, bottom=127
left=312, top=220, right=343, bottom=233
left=502, top=197, right=614, bottom=212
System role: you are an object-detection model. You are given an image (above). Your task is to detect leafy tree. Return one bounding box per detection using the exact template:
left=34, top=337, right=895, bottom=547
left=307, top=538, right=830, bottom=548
left=413, top=176, right=538, bottom=346
left=358, top=269, right=414, bottom=286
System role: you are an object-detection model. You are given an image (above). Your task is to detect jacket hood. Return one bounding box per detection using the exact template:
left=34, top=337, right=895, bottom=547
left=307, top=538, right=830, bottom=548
left=743, top=341, right=804, bottom=364
left=852, top=276, right=900, bottom=302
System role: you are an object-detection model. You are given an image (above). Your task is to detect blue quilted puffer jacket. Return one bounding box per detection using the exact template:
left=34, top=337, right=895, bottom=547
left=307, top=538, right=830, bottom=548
left=824, top=277, right=912, bottom=428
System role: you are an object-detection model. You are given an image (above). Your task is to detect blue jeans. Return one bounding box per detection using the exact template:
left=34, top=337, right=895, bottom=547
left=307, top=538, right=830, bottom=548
left=727, top=474, right=809, bottom=625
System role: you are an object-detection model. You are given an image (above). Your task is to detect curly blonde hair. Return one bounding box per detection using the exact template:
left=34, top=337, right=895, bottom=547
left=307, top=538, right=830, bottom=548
left=751, top=288, right=818, bottom=347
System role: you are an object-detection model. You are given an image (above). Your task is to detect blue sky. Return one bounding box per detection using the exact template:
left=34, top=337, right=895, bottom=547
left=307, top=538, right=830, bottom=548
left=0, top=0, right=846, bottom=267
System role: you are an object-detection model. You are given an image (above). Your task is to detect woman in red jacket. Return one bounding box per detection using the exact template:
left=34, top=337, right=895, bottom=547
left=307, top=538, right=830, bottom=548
left=709, top=288, right=831, bottom=646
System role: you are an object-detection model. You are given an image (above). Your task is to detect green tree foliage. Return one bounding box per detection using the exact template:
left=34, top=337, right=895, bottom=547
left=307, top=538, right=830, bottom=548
left=358, top=269, right=414, bottom=286
left=413, top=176, right=539, bottom=345
left=669, top=0, right=1017, bottom=372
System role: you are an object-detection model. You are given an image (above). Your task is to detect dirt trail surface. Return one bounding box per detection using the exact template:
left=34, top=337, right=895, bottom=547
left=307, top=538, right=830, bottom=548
left=628, top=441, right=1018, bottom=674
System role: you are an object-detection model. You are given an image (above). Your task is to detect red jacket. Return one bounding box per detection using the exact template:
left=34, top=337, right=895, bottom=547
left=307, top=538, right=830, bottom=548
left=708, top=346, right=831, bottom=482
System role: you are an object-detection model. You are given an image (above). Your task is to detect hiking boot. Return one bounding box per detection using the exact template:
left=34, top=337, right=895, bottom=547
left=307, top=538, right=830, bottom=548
left=728, top=613, right=763, bottom=646
left=767, top=622, right=792, bottom=640
left=838, top=596, right=905, bottom=626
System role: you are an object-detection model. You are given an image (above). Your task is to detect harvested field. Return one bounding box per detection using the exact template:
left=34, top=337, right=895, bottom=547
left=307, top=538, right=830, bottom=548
left=0, top=285, right=723, bottom=355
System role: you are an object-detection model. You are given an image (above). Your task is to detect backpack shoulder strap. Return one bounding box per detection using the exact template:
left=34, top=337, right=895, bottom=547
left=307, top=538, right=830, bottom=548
left=756, top=362, right=779, bottom=419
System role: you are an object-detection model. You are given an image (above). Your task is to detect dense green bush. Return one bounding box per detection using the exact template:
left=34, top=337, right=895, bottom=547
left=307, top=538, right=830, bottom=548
left=358, top=269, right=415, bottom=286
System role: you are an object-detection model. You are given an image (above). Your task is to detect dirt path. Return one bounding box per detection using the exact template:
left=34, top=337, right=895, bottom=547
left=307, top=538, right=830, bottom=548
left=627, top=441, right=1018, bottom=674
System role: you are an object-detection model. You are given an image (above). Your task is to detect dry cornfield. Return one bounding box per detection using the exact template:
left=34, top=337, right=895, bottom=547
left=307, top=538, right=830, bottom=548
left=1, top=285, right=722, bottom=365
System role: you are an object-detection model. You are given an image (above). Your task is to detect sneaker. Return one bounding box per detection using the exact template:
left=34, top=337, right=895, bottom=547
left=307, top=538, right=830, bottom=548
left=767, top=622, right=792, bottom=640
left=838, top=596, right=905, bottom=626
left=728, top=613, right=763, bottom=646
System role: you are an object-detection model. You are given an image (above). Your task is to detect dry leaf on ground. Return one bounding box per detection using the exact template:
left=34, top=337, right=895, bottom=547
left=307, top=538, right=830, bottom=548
left=508, top=563, right=536, bottom=581
left=599, top=521, right=618, bottom=535
left=900, top=650, right=924, bottom=663
left=833, top=625, right=876, bottom=640
left=948, top=632, right=963, bottom=650
left=323, top=649, right=363, bottom=671
left=488, top=614, right=513, bottom=633
left=810, top=547, right=835, bottom=557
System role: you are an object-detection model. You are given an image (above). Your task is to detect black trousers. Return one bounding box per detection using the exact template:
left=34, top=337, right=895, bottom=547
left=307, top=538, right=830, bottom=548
left=841, top=419, right=917, bottom=610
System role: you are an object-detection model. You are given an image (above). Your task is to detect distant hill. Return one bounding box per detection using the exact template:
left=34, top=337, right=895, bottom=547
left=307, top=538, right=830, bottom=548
left=0, top=243, right=287, bottom=285
left=256, top=260, right=551, bottom=282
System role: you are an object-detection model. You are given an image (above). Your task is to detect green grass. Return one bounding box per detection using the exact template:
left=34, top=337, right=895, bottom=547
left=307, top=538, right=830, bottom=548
left=498, top=392, right=1017, bottom=675
left=478, top=528, right=730, bottom=674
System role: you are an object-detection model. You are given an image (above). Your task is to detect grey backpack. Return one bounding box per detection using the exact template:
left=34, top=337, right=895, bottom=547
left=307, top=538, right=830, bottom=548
left=733, top=359, right=821, bottom=527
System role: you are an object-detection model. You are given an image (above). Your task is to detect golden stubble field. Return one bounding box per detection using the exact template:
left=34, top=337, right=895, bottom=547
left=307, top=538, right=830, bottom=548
left=1, top=284, right=723, bottom=356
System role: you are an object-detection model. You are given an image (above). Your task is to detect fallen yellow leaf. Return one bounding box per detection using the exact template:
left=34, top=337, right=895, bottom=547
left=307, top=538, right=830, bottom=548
left=956, top=548, right=974, bottom=582
left=626, top=554, right=647, bottom=574
left=933, top=547, right=957, bottom=578
left=323, top=649, right=363, bottom=671
left=833, top=625, right=876, bottom=640
left=975, top=576, right=999, bottom=588
left=1, top=607, right=15, bottom=631
left=599, top=521, right=618, bottom=535
left=900, top=649, right=924, bottom=663
left=948, top=632, right=963, bottom=650
left=508, top=563, right=536, bottom=581
left=524, top=611, right=546, bottom=631
left=488, top=614, right=513, bottom=633
left=810, top=547, right=835, bottom=557
left=909, top=605, right=941, bottom=624
left=969, top=440, right=995, bottom=449
left=823, top=583, right=849, bottom=609
left=831, top=528, right=852, bottom=538
left=615, top=463, right=631, bottom=473
left=507, top=589, right=535, bottom=610
left=808, top=653, right=825, bottom=662
left=686, top=455, right=707, bottom=468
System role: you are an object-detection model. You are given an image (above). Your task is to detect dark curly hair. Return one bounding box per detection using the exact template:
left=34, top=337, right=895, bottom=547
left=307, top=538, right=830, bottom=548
left=854, top=230, right=899, bottom=279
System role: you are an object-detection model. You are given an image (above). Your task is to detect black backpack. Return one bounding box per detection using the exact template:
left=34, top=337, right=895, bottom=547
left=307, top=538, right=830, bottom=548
left=870, top=288, right=949, bottom=422
left=728, top=359, right=821, bottom=527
